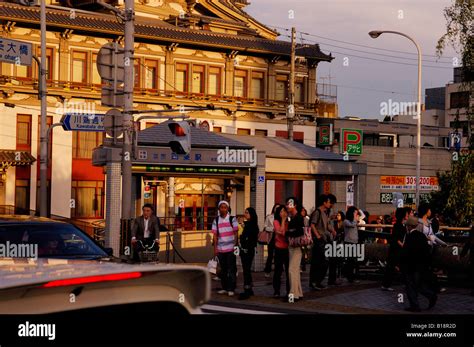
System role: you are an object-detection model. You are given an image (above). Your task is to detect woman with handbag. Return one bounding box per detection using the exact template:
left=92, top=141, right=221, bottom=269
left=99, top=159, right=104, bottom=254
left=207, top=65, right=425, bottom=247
left=300, top=207, right=311, bottom=272
left=238, top=207, right=259, bottom=300
left=272, top=205, right=290, bottom=298
left=285, top=197, right=305, bottom=302
left=263, top=204, right=281, bottom=277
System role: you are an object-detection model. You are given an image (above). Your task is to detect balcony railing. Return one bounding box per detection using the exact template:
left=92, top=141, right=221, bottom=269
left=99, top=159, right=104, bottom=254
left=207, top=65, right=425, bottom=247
left=0, top=75, right=318, bottom=111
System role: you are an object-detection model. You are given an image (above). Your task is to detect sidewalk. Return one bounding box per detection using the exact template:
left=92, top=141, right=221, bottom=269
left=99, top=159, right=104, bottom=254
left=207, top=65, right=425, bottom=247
left=210, top=269, right=474, bottom=314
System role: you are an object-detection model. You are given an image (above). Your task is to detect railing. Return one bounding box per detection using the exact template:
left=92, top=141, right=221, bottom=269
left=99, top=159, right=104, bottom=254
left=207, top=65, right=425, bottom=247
left=159, top=216, right=223, bottom=232
left=0, top=75, right=319, bottom=111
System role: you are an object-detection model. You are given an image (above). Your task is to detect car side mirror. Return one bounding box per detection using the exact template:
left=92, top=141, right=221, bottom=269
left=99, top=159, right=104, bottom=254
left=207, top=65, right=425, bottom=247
left=104, top=247, right=113, bottom=256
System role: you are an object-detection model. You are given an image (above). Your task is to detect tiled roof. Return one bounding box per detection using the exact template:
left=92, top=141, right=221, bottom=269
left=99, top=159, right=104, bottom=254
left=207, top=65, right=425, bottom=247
left=218, top=134, right=350, bottom=161
left=0, top=3, right=332, bottom=61
left=0, top=150, right=36, bottom=165
left=138, top=121, right=253, bottom=149
left=218, top=0, right=278, bottom=35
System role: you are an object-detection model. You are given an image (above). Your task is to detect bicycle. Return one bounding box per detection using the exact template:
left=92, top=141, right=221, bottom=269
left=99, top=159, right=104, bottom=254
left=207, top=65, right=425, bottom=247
left=136, top=239, right=159, bottom=263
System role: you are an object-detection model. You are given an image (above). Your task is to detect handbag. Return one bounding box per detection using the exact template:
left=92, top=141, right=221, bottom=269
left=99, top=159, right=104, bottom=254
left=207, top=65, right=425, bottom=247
left=289, top=226, right=313, bottom=247
left=207, top=256, right=221, bottom=275
left=258, top=230, right=273, bottom=245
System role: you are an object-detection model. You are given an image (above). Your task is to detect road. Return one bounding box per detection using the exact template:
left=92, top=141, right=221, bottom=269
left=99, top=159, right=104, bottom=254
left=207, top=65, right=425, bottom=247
left=206, top=270, right=474, bottom=314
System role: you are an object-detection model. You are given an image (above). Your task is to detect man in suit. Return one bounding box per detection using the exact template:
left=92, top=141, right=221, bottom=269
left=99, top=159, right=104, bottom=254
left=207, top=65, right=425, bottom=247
left=131, top=204, right=161, bottom=261
left=401, top=215, right=437, bottom=312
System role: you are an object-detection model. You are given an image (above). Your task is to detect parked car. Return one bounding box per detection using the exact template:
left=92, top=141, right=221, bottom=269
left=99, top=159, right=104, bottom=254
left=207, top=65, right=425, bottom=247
left=0, top=215, right=210, bottom=314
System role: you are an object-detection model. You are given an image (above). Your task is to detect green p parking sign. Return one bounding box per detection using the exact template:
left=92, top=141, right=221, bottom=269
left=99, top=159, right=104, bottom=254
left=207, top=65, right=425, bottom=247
left=341, top=129, right=363, bottom=155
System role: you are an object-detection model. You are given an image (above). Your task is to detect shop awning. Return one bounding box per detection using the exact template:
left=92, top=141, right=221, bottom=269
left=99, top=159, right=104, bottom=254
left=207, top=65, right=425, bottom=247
left=0, top=150, right=36, bottom=166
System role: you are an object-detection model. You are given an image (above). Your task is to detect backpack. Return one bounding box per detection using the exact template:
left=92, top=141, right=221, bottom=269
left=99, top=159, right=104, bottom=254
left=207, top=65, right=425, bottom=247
left=215, top=215, right=234, bottom=237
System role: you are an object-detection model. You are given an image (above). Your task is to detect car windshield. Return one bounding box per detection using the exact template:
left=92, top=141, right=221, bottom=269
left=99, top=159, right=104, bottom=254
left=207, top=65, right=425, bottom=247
left=0, top=223, right=108, bottom=259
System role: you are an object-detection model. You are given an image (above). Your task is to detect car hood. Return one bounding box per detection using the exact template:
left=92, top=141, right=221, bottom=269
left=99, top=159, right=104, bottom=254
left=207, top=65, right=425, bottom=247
left=0, top=258, right=211, bottom=314
left=0, top=257, right=207, bottom=289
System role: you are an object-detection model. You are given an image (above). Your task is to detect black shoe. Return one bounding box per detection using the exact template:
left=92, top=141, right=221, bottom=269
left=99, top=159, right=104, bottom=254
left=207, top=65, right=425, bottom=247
left=273, top=292, right=280, bottom=298
left=238, top=292, right=251, bottom=300
left=428, top=295, right=438, bottom=309
left=405, top=306, right=422, bottom=312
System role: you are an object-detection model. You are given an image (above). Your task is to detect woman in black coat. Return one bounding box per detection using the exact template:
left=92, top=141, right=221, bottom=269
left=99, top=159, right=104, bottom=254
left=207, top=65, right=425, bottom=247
left=239, top=207, right=259, bottom=300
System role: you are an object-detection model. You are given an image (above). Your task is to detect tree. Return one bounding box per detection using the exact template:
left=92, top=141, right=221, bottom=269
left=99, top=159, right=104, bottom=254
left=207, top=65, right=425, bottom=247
left=431, top=0, right=473, bottom=226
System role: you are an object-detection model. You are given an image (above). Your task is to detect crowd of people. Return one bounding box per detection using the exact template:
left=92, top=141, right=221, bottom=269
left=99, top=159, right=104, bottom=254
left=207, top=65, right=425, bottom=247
left=131, top=198, right=474, bottom=310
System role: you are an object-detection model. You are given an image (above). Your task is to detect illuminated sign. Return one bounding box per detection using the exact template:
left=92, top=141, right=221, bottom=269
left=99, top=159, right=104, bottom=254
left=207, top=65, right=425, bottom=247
left=341, top=129, right=363, bottom=155
left=318, top=124, right=333, bottom=146
left=380, top=176, right=439, bottom=191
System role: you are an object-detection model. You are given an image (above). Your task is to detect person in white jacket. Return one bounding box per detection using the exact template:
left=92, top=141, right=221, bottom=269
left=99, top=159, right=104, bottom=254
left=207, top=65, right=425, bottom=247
left=417, top=204, right=447, bottom=247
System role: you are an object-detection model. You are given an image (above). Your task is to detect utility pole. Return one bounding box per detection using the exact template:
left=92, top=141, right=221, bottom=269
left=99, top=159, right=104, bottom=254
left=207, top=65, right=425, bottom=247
left=288, top=27, right=296, bottom=141
left=39, top=0, right=48, bottom=217
left=122, top=0, right=135, bottom=222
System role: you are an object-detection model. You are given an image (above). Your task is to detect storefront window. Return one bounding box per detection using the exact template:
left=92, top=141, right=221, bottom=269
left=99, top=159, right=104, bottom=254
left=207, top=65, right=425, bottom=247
left=71, top=180, right=104, bottom=218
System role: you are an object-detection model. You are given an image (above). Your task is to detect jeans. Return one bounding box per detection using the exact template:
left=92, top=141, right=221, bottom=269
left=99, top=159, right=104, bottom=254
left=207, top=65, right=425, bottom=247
left=328, top=255, right=341, bottom=284
left=310, top=238, right=328, bottom=285
left=343, top=242, right=358, bottom=282
left=404, top=269, right=436, bottom=309
left=273, top=247, right=289, bottom=295
left=218, top=251, right=237, bottom=291
left=264, top=233, right=275, bottom=273
left=240, top=248, right=255, bottom=289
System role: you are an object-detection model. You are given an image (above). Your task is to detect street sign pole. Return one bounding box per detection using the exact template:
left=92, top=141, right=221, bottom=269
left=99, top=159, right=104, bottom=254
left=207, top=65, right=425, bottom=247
left=122, top=0, right=135, bottom=221
left=39, top=0, right=48, bottom=217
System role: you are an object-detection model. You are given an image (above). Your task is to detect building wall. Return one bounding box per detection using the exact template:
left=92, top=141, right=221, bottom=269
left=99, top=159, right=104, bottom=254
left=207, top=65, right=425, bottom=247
left=332, top=146, right=451, bottom=216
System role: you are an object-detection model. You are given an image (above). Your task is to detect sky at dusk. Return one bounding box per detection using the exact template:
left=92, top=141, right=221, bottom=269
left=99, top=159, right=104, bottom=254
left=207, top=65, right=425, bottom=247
left=246, top=0, right=458, bottom=119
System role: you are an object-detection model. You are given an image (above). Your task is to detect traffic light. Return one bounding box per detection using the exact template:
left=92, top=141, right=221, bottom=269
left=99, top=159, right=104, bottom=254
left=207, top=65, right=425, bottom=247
left=168, top=121, right=191, bottom=155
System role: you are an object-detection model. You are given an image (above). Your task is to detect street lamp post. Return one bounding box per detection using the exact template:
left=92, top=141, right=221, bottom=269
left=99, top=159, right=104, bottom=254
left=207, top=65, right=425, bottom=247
left=368, top=30, right=422, bottom=208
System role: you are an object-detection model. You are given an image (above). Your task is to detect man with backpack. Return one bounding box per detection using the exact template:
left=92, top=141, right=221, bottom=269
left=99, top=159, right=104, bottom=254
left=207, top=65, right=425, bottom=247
left=310, top=194, right=337, bottom=290
left=212, top=200, right=239, bottom=297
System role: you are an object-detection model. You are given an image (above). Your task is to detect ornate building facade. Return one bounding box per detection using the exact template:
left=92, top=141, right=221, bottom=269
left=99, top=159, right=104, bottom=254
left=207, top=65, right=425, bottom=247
left=0, top=0, right=335, bottom=221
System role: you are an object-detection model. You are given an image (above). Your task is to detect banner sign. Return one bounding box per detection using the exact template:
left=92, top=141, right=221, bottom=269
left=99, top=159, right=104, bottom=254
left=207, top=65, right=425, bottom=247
left=380, top=192, right=431, bottom=204
left=380, top=176, right=439, bottom=191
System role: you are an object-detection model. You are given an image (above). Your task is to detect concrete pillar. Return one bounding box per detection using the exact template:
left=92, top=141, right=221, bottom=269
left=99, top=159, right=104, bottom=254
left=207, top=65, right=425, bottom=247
left=105, top=161, right=122, bottom=256
left=265, top=179, right=275, bottom=215
left=355, top=174, right=367, bottom=211
left=302, top=180, right=316, bottom=214
left=168, top=176, right=175, bottom=219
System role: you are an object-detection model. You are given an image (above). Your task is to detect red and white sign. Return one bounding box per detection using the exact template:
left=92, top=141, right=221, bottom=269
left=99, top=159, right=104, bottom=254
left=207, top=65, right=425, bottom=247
left=380, top=176, right=439, bottom=191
